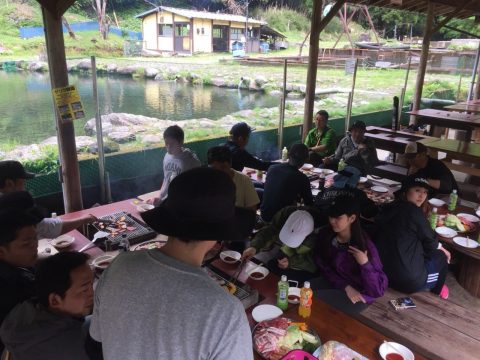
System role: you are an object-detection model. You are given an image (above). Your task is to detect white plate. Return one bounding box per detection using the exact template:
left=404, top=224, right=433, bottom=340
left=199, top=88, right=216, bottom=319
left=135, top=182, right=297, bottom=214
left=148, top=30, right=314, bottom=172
left=457, top=213, right=480, bottom=223
left=219, top=250, right=241, bottom=264
left=251, top=304, right=283, bottom=323
left=371, top=186, right=388, bottom=193
left=136, top=203, right=154, bottom=213
left=247, top=266, right=269, bottom=280
left=359, top=176, right=368, bottom=184
left=379, top=342, right=414, bottom=360
left=453, top=236, right=479, bottom=249
left=476, top=209, right=480, bottom=218
left=302, top=163, right=314, bottom=170
left=91, top=255, right=115, bottom=270
left=435, top=226, right=457, bottom=238
left=429, top=198, right=446, bottom=207
left=312, top=168, right=334, bottom=175
left=50, top=235, right=75, bottom=249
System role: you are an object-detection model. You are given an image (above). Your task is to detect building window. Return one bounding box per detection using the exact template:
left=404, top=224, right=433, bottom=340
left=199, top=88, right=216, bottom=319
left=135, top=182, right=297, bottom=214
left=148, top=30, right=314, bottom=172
left=230, top=28, right=244, bottom=40
left=201, top=27, right=205, bottom=35
left=213, top=28, right=222, bottom=38
left=175, top=24, right=190, bottom=37
left=158, top=24, right=173, bottom=37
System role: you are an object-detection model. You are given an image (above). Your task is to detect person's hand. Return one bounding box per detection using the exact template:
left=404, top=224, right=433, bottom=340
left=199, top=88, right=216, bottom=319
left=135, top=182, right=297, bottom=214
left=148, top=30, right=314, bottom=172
left=345, top=285, right=366, bottom=304
left=348, top=246, right=369, bottom=266
left=440, top=247, right=451, bottom=264
left=277, top=257, right=289, bottom=269
left=242, top=247, right=257, bottom=260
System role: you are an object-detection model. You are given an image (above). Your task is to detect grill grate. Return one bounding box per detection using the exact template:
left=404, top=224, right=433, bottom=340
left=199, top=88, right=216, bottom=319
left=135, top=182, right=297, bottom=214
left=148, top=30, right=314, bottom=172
left=204, top=265, right=251, bottom=301
left=90, top=211, right=157, bottom=249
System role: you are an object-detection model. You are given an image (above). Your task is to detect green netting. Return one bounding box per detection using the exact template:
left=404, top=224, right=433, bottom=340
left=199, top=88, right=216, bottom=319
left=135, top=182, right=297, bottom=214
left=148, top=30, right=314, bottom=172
left=25, top=108, right=401, bottom=199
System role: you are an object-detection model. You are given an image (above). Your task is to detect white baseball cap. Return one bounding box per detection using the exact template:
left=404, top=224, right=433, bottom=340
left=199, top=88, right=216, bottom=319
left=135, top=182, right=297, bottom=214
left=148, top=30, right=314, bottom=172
left=279, top=210, right=314, bottom=248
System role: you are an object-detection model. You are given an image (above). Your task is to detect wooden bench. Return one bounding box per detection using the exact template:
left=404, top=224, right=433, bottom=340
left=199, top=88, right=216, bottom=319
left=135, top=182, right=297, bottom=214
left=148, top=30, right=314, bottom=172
left=355, top=287, right=480, bottom=360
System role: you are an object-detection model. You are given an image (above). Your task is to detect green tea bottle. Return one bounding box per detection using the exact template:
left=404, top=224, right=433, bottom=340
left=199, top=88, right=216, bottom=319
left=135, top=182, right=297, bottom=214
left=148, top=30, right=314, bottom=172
left=277, top=275, right=289, bottom=310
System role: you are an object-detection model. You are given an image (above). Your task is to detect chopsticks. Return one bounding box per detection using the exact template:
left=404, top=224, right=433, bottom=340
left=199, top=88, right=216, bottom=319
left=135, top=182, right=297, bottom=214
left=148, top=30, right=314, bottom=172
left=228, top=258, right=246, bottom=285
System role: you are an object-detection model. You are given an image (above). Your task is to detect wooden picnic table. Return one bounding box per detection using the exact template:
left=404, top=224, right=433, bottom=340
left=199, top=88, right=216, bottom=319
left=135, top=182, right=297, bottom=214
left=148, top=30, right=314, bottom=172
left=457, top=99, right=480, bottom=106
left=418, top=138, right=480, bottom=177
left=407, top=109, right=480, bottom=142
left=364, top=126, right=435, bottom=154
left=444, top=103, right=480, bottom=114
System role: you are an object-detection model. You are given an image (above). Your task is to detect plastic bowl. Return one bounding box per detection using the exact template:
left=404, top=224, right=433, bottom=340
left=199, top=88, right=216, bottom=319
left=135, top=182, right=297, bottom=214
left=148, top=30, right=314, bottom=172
left=247, top=266, right=269, bottom=281
left=287, top=287, right=301, bottom=304
left=219, top=250, right=241, bottom=264
left=92, top=255, right=115, bottom=270
left=50, top=235, right=75, bottom=249
left=136, top=203, right=155, bottom=213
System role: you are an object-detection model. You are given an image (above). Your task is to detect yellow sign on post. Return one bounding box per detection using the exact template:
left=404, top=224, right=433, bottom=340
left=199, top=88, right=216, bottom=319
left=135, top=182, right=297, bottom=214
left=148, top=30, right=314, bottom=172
left=52, top=85, right=85, bottom=122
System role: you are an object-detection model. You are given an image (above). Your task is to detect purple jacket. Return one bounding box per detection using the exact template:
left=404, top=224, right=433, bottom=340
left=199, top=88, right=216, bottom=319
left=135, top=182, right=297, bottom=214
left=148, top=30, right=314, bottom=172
left=314, top=228, right=388, bottom=303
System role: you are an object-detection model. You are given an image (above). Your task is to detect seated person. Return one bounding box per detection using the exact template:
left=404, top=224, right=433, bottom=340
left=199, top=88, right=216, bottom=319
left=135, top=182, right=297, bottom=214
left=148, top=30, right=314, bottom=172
left=315, top=164, right=377, bottom=226
left=223, top=122, right=272, bottom=172
left=404, top=141, right=458, bottom=195
left=207, top=146, right=259, bottom=212
left=0, top=252, right=94, bottom=360
left=313, top=196, right=388, bottom=315
left=152, top=125, right=201, bottom=205
left=0, top=207, right=42, bottom=353
left=243, top=206, right=322, bottom=282
left=323, top=121, right=378, bottom=172
left=0, top=161, right=96, bottom=239
left=260, top=144, right=313, bottom=222
left=304, top=110, right=336, bottom=167
left=375, top=175, right=450, bottom=299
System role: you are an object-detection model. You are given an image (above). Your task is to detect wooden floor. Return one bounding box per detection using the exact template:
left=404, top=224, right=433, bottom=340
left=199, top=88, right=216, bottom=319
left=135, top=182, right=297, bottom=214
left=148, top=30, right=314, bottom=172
left=355, top=273, right=480, bottom=360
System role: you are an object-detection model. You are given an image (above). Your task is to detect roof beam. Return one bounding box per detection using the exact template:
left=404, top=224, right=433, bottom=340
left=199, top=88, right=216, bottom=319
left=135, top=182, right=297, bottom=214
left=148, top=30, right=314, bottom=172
left=432, top=0, right=474, bottom=33
left=35, top=0, right=76, bottom=17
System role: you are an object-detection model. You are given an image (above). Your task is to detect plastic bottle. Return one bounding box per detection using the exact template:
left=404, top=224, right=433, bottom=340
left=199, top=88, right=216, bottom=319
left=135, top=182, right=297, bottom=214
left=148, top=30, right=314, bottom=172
left=429, top=207, right=438, bottom=230
left=51, top=212, right=57, bottom=218
left=298, top=281, right=313, bottom=318
left=338, top=158, right=346, bottom=172
left=282, top=147, right=288, bottom=162
left=318, top=173, right=326, bottom=191
left=276, top=275, right=289, bottom=310
left=448, top=189, right=458, bottom=211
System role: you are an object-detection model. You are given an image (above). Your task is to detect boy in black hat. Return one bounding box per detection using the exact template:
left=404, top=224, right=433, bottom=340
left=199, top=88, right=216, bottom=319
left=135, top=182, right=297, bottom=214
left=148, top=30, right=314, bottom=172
left=87, top=168, right=255, bottom=360
left=224, top=122, right=272, bottom=172
left=0, top=161, right=97, bottom=239
left=323, top=121, right=378, bottom=171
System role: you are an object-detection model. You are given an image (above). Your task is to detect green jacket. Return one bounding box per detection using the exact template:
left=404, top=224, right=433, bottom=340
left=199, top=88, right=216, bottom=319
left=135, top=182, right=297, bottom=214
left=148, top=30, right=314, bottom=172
left=304, top=126, right=336, bottom=158
left=250, top=206, right=318, bottom=274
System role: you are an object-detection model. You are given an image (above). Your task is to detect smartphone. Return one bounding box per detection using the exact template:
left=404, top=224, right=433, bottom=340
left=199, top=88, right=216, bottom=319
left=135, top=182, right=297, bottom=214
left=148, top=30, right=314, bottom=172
left=389, top=297, right=416, bottom=310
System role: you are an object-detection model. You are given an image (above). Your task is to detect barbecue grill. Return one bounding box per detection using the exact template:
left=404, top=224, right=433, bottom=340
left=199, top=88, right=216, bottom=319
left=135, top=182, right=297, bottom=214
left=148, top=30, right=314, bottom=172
left=88, top=211, right=157, bottom=250
left=204, top=265, right=259, bottom=309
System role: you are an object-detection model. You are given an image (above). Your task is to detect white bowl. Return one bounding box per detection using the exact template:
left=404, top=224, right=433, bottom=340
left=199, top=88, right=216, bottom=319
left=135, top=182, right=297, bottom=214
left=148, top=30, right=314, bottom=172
left=247, top=266, right=269, bottom=281
left=50, top=235, right=75, bottom=249
left=302, top=163, right=314, bottom=170
left=371, top=185, right=388, bottom=193
left=219, top=250, right=241, bottom=264
left=453, top=236, right=479, bottom=249
left=288, top=287, right=301, bottom=304
left=312, top=168, right=334, bottom=175
left=136, top=203, right=154, bottom=213
left=457, top=213, right=480, bottom=223
left=379, top=342, right=414, bottom=360
left=429, top=198, right=446, bottom=207
left=358, top=176, right=368, bottom=184
left=435, top=226, right=457, bottom=238
left=92, top=255, right=115, bottom=270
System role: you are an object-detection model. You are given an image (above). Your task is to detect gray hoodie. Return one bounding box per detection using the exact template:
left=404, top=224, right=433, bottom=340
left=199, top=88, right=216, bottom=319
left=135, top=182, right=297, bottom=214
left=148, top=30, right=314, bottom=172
left=0, top=300, right=88, bottom=360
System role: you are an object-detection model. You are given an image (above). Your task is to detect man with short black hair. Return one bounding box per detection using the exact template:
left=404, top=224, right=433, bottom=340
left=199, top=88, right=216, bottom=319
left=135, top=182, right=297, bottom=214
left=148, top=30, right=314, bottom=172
left=87, top=168, right=255, bottom=359
left=304, top=110, right=337, bottom=167
left=260, top=144, right=314, bottom=222
left=0, top=161, right=97, bottom=239
left=224, top=122, right=272, bottom=172
left=0, top=252, right=93, bottom=360
left=152, top=125, right=201, bottom=205
left=404, top=141, right=458, bottom=195
left=207, top=146, right=259, bottom=211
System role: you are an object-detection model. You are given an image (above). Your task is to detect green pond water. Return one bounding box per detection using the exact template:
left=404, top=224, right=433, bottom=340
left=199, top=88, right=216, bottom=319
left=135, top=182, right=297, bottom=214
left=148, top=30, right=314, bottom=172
left=0, top=71, right=279, bottom=146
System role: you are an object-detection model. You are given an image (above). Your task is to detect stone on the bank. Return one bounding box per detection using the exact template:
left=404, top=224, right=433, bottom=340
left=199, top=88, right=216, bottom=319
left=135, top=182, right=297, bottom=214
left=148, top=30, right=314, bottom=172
left=84, top=118, right=114, bottom=136
left=75, top=136, right=97, bottom=151
left=144, top=68, right=159, bottom=78
left=88, top=141, right=120, bottom=154
left=141, top=134, right=163, bottom=144
left=268, top=90, right=283, bottom=97
left=41, top=137, right=58, bottom=146
left=154, top=72, right=166, bottom=81
left=28, top=62, right=48, bottom=72
left=254, top=76, right=267, bottom=87
left=106, top=63, right=118, bottom=73
left=287, top=92, right=303, bottom=99
left=67, top=64, right=77, bottom=72
left=77, top=59, right=92, bottom=70
left=108, top=131, right=136, bottom=143
left=117, top=66, right=140, bottom=75
left=212, top=78, right=226, bottom=87
left=5, top=144, right=43, bottom=162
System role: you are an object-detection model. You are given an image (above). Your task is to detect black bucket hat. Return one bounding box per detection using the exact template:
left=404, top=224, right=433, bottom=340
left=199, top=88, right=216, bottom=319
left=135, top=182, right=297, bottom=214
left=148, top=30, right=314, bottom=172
left=0, top=160, right=35, bottom=183
left=327, top=195, right=360, bottom=218
left=397, top=175, right=431, bottom=194
left=141, top=167, right=255, bottom=241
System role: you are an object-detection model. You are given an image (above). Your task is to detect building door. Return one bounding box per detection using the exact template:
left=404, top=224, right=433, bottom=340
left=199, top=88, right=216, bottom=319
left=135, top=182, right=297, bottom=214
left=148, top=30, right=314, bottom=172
left=174, top=23, right=190, bottom=52
left=212, top=25, right=229, bottom=52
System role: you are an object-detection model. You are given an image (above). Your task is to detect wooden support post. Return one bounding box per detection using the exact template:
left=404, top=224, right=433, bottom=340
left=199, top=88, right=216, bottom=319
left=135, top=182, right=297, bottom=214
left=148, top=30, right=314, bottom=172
left=42, top=7, right=83, bottom=212
left=469, top=44, right=480, bottom=100
left=410, top=2, right=435, bottom=125
left=303, top=0, right=346, bottom=141
left=278, top=59, right=287, bottom=156
left=475, top=60, right=480, bottom=100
